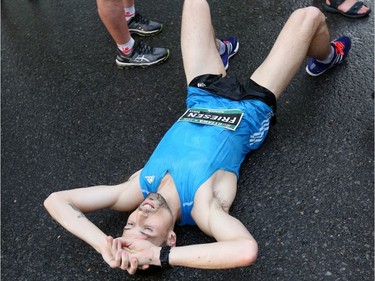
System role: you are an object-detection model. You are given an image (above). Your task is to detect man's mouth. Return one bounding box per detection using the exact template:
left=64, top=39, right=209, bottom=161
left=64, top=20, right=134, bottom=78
left=142, top=201, right=155, bottom=209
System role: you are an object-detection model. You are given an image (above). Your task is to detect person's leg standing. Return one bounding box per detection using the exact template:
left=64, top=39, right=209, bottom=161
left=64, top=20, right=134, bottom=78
left=97, top=0, right=169, bottom=67
left=97, top=0, right=132, bottom=45
left=181, top=0, right=226, bottom=84
left=250, top=6, right=331, bottom=99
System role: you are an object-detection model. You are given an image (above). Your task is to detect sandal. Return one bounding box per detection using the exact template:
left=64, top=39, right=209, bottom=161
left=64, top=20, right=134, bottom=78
left=323, top=0, right=371, bottom=18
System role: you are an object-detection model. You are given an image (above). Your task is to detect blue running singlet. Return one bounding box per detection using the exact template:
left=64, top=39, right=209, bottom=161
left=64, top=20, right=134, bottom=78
left=139, top=86, right=274, bottom=225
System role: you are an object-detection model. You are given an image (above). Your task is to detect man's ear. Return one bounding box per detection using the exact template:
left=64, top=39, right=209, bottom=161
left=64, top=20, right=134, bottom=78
left=167, top=230, right=177, bottom=247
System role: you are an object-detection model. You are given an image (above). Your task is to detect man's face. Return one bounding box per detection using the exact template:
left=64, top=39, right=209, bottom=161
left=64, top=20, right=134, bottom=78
left=122, top=192, right=174, bottom=246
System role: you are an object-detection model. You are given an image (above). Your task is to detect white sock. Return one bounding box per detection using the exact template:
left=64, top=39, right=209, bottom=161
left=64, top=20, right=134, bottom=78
left=124, top=6, right=135, bottom=21
left=217, top=39, right=226, bottom=55
left=317, top=46, right=335, bottom=64
left=117, top=38, right=135, bottom=55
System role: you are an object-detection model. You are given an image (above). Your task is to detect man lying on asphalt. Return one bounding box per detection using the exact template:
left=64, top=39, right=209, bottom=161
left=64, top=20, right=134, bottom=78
left=45, top=0, right=352, bottom=274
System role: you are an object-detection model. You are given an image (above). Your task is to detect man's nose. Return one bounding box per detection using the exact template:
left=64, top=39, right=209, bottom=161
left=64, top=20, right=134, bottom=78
left=138, top=207, right=148, bottom=217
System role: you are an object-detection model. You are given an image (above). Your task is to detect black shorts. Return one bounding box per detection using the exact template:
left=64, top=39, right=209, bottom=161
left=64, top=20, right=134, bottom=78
left=189, top=74, right=277, bottom=124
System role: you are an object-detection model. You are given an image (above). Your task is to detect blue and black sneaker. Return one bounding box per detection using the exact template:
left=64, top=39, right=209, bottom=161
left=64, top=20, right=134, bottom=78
left=220, top=37, right=239, bottom=70
left=306, top=36, right=351, bottom=76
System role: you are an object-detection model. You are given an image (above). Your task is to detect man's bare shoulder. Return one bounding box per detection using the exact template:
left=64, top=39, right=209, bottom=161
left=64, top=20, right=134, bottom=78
left=127, top=169, right=142, bottom=183
left=105, top=169, right=144, bottom=211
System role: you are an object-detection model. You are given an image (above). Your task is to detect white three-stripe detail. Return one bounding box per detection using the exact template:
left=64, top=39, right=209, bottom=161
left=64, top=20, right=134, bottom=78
left=249, top=118, right=270, bottom=146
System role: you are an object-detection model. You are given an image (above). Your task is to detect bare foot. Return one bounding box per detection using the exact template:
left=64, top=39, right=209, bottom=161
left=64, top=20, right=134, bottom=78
left=326, top=0, right=370, bottom=15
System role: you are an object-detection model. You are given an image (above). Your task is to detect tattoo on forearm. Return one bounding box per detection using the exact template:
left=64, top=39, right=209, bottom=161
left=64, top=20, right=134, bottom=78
left=68, top=203, right=86, bottom=219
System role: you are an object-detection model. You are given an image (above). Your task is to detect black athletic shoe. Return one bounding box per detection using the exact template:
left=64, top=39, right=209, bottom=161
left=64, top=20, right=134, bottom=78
left=127, top=12, right=163, bottom=36
left=116, top=41, right=170, bottom=68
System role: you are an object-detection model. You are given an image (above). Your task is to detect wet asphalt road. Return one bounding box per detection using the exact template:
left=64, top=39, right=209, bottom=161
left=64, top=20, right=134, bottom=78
left=1, top=0, right=374, bottom=280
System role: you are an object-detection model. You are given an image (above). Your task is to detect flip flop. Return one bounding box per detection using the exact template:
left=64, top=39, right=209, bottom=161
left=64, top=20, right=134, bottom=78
left=323, top=0, right=371, bottom=18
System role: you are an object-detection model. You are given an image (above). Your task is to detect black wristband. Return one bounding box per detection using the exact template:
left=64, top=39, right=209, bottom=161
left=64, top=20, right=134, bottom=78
left=159, top=246, right=172, bottom=268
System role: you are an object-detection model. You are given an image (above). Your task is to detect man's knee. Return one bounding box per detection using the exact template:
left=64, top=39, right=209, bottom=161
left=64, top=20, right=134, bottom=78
left=182, top=0, right=211, bottom=24
left=183, top=0, right=209, bottom=9
left=290, top=6, right=326, bottom=26
left=184, top=0, right=207, bottom=3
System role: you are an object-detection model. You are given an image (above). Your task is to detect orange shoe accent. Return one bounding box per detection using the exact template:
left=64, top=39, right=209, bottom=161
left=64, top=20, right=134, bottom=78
left=333, top=41, right=345, bottom=56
